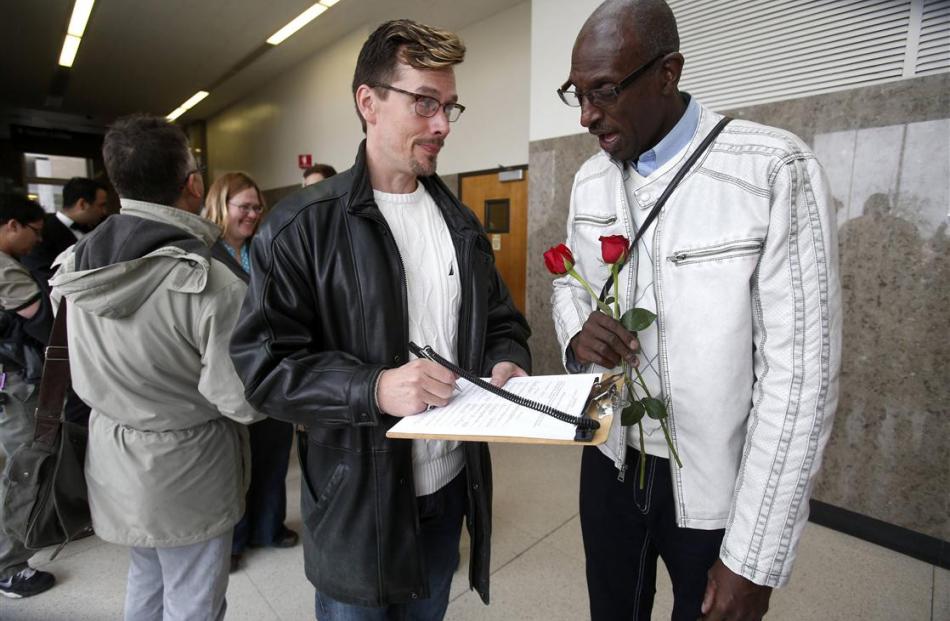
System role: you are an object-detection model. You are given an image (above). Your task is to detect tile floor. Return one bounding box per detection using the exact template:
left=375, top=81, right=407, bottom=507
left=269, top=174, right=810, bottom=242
left=1, top=444, right=945, bottom=620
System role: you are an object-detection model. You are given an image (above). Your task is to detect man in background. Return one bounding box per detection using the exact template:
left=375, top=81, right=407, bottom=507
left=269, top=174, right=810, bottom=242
left=302, top=163, right=337, bottom=186
left=0, top=192, right=55, bottom=599
left=23, top=177, right=108, bottom=282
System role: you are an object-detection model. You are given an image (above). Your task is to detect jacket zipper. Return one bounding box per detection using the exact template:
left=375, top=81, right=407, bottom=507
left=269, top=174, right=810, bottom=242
left=651, top=188, right=681, bottom=518
left=667, top=238, right=764, bottom=265
left=613, top=172, right=636, bottom=481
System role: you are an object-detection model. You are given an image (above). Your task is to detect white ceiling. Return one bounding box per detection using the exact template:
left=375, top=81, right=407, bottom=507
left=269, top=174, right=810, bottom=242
left=0, top=0, right=523, bottom=125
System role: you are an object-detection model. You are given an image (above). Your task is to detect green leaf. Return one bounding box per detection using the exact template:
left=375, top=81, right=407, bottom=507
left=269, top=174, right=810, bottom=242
left=642, top=397, right=667, bottom=420
left=621, top=308, right=657, bottom=332
left=621, top=401, right=646, bottom=426
left=604, top=296, right=615, bottom=305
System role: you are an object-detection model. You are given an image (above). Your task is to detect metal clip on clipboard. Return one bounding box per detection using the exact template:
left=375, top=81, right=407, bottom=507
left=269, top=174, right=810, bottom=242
left=574, top=372, right=622, bottom=442
left=408, top=342, right=601, bottom=442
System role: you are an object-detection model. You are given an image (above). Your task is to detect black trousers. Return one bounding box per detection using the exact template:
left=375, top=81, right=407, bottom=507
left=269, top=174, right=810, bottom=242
left=232, top=416, right=295, bottom=554
left=580, top=446, right=724, bottom=621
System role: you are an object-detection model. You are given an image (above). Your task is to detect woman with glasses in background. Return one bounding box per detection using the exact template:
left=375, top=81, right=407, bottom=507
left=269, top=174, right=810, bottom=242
left=204, top=172, right=299, bottom=573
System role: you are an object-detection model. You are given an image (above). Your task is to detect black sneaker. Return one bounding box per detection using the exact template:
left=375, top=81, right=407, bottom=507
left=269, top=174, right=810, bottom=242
left=0, top=568, right=56, bottom=599
left=272, top=526, right=299, bottom=549
left=248, top=526, right=299, bottom=549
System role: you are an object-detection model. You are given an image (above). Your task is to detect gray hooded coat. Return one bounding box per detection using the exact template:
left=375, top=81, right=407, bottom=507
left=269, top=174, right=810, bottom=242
left=50, top=199, right=261, bottom=547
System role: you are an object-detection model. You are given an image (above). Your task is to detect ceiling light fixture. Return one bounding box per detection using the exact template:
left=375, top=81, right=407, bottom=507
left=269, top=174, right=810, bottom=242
left=59, top=34, right=82, bottom=67
left=67, top=0, right=95, bottom=37
left=166, top=91, right=210, bottom=122
left=319, top=0, right=341, bottom=6
left=266, top=2, right=328, bottom=45
left=58, top=0, right=95, bottom=68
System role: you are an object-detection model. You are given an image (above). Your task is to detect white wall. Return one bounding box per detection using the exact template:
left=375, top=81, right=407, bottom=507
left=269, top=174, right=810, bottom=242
left=207, top=2, right=531, bottom=189
left=208, top=27, right=369, bottom=190
left=444, top=1, right=530, bottom=173
left=529, top=0, right=600, bottom=142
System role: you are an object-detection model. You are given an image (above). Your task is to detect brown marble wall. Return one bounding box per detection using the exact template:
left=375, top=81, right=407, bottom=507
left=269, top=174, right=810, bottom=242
left=526, top=73, right=950, bottom=539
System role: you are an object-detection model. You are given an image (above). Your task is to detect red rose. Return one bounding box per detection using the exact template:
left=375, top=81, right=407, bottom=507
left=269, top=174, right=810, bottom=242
left=543, top=243, right=574, bottom=275
left=600, top=235, right=630, bottom=265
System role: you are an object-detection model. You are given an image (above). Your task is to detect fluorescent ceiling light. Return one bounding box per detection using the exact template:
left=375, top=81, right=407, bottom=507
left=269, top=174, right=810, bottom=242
left=166, top=91, right=210, bottom=122
left=319, top=0, right=341, bottom=6
left=59, top=34, right=81, bottom=67
left=166, top=107, right=187, bottom=122
left=266, top=3, right=327, bottom=45
left=180, top=91, right=210, bottom=109
left=67, top=0, right=95, bottom=37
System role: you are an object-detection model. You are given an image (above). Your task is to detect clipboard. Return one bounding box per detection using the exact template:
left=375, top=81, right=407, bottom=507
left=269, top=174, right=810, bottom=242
left=385, top=372, right=621, bottom=446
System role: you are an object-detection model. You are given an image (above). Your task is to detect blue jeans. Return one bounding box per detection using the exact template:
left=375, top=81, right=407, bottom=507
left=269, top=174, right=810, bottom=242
left=313, top=471, right=466, bottom=621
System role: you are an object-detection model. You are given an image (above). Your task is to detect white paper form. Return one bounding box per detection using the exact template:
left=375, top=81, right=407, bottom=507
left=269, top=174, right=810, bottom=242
left=387, top=374, right=600, bottom=441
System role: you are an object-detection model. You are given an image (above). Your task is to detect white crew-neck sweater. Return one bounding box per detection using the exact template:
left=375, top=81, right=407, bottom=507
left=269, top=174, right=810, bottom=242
left=375, top=183, right=465, bottom=496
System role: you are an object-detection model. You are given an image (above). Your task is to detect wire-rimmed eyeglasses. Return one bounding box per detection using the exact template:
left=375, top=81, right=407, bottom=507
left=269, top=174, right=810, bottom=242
left=228, top=201, right=265, bottom=215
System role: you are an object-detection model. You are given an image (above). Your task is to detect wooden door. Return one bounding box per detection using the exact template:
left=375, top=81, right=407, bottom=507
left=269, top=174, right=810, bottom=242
left=460, top=168, right=528, bottom=313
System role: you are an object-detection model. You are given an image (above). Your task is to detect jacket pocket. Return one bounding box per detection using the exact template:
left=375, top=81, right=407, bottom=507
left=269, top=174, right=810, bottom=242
left=573, top=213, right=617, bottom=226
left=667, top=238, right=764, bottom=266
left=298, top=445, right=348, bottom=533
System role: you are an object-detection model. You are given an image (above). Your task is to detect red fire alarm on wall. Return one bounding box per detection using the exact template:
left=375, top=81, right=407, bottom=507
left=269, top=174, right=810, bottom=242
left=298, top=154, right=313, bottom=169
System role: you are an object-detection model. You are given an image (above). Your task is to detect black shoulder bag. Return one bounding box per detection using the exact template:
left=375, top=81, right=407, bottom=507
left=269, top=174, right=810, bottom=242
left=1, top=298, right=93, bottom=558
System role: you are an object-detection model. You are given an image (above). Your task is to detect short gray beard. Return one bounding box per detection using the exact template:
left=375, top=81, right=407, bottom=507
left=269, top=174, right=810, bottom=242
left=410, top=155, right=437, bottom=177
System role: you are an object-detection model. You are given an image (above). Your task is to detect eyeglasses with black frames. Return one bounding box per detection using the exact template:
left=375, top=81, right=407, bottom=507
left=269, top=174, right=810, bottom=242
left=373, top=84, right=466, bottom=122
left=557, top=52, right=669, bottom=109
left=25, top=223, right=43, bottom=239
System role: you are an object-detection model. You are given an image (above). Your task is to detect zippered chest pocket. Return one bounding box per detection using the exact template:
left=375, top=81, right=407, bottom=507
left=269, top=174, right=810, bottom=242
left=574, top=214, right=617, bottom=226
left=667, top=238, right=764, bottom=266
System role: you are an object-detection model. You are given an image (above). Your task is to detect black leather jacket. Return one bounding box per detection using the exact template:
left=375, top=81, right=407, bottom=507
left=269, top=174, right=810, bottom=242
left=230, top=142, right=531, bottom=607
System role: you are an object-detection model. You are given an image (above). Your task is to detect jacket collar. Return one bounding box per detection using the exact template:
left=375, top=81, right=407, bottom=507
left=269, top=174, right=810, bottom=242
left=119, top=198, right=222, bottom=246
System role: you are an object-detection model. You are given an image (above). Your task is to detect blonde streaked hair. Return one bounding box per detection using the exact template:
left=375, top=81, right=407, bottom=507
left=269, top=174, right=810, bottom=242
left=352, top=19, right=466, bottom=131
left=203, top=172, right=266, bottom=238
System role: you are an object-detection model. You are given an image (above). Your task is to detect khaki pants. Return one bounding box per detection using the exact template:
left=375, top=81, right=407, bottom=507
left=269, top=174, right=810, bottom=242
left=0, top=371, right=38, bottom=579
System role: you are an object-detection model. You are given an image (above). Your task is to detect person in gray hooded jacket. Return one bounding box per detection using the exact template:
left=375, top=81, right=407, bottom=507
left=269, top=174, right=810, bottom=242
left=50, top=114, right=261, bottom=621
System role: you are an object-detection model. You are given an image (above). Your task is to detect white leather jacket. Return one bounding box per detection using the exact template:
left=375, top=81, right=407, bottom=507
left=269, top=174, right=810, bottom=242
left=551, top=102, right=841, bottom=587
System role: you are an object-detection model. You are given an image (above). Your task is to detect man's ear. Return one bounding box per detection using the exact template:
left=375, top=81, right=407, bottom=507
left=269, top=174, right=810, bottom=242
left=355, top=84, right=378, bottom=128
left=659, top=53, right=684, bottom=95
left=184, top=171, right=203, bottom=200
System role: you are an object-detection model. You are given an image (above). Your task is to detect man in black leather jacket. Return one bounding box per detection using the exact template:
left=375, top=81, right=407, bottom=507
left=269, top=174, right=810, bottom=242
left=230, top=19, right=531, bottom=620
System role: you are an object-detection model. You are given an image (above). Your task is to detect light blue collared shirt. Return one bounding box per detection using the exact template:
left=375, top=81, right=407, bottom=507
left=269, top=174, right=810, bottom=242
left=632, top=94, right=699, bottom=177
